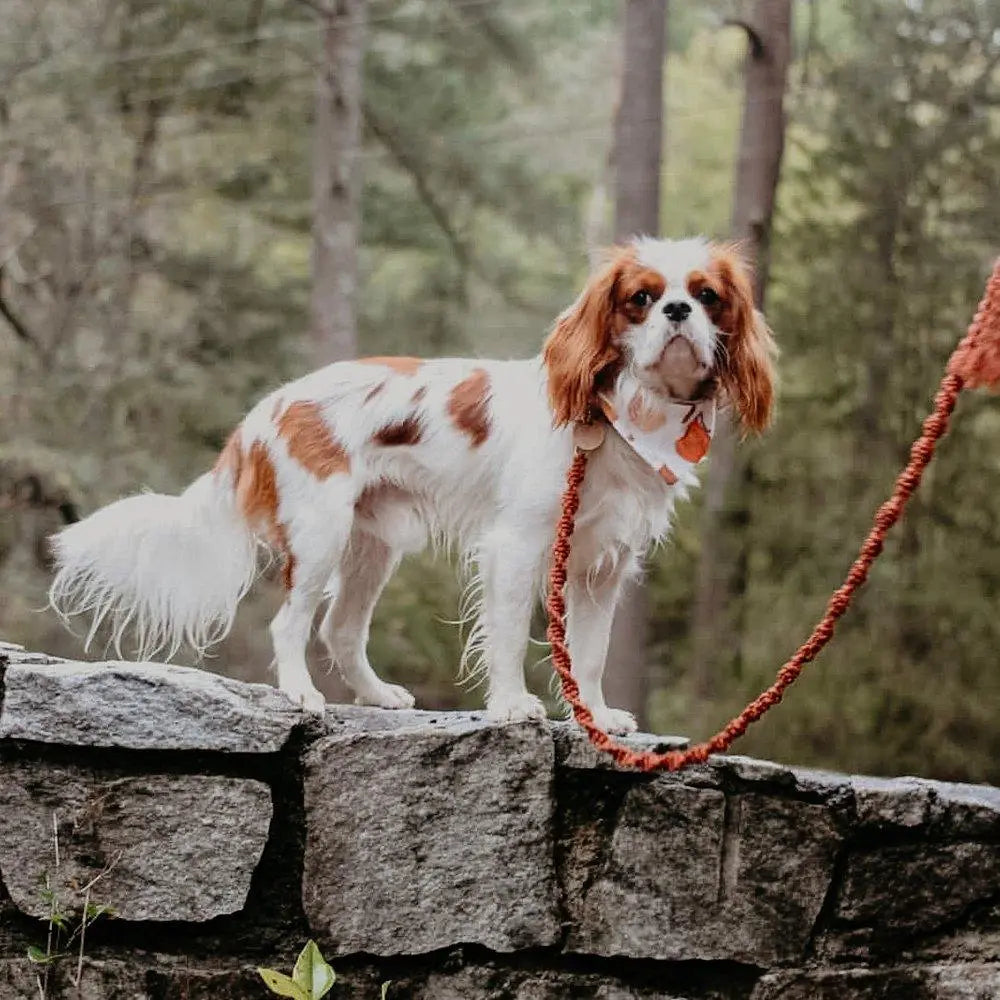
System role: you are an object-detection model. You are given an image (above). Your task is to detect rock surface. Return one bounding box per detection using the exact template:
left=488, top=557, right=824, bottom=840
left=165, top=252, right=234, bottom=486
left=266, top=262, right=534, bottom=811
left=1, top=642, right=1000, bottom=998
left=566, top=783, right=841, bottom=964
left=752, top=963, right=1000, bottom=999
left=0, top=761, right=272, bottom=921
left=303, top=716, right=561, bottom=955
left=0, top=959, right=148, bottom=1000
left=551, top=720, right=689, bottom=770
left=405, top=965, right=752, bottom=1000
left=0, top=650, right=302, bottom=753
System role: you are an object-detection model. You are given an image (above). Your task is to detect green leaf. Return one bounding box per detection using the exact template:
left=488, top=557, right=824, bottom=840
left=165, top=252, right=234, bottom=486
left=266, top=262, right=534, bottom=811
left=292, top=940, right=335, bottom=999
left=257, top=968, right=309, bottom=1000
left=381, top=982, right=392, bottom=1000
left=26, top=945, right=51, bottom=965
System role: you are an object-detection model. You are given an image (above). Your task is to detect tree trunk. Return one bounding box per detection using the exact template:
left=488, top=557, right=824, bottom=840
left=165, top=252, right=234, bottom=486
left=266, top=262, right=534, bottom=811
left=311, top=0, right=367, bottom=363
left=690, top=0, right=791, bottom=699
left=603, top=0, right=667, bottom=727
left=612, top=0, right=666, bottom=242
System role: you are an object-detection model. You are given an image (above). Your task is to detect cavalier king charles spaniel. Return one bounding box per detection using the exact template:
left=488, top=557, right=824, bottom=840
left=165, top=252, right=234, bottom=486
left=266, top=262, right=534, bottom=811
left=50, top=236, right=775, bottom=734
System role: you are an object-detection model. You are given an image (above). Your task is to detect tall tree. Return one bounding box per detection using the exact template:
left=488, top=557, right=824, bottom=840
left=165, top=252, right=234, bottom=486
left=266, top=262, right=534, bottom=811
left=689, top=0, right=791, bottom=699
left=603, top=0, right=667, bottom=727
left=309, top=0, right=367, bottom=363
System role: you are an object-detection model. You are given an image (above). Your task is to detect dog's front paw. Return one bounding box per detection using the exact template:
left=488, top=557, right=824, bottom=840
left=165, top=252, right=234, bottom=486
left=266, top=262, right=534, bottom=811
left=485, top=691, right=547, bottom=725
left=281, top=681, right=327, bottom=716
left=590, top=706, right=638, bottom=735
left=355, top=681, right=416, bottom=710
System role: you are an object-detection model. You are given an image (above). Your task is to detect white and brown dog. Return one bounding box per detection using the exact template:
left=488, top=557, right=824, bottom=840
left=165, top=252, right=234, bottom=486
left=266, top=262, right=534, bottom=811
left=50, top=236, right=775, bottom=734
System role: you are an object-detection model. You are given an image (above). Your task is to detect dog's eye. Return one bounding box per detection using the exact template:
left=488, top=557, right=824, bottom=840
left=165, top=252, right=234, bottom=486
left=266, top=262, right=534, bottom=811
left=629, top=290, right=652, bottom=308
left=696, top=287, right=720, bottom=306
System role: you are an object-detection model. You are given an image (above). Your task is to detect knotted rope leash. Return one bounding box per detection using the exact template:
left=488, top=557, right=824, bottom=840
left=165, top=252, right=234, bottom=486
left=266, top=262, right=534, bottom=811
left=546, top=259, right=1000, bottom=772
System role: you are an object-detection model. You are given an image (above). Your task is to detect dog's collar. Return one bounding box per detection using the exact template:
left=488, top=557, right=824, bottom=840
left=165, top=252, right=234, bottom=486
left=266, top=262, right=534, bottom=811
left=586, top=375, right=716, bottom=485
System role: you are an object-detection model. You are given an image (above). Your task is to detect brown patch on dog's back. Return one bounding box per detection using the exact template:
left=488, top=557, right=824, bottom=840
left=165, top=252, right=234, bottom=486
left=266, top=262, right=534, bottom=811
left=373, top=415, right=423, bottom=447
left=359, top=356, right=423, bottom=376
left=410, top=385, right=427, bottom=404
left=276, top=400, right=351, bottom=478
left=448, top=368, right=491, bottom=447
left=237, top=441, right=279, bottom=534
left=236, top=440, right=295, bottom=589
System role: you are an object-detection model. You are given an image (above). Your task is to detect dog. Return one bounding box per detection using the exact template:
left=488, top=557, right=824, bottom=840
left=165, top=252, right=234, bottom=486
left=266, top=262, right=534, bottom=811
left=49, top=236, right=775, bottom=734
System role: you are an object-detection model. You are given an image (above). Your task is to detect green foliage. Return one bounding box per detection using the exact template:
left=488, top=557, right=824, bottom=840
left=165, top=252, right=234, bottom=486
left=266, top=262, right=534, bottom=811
left=648, top=0, right=1000, bottom=782
left=4, top=0, right=1000, bottom=782
left=259, top=940, right=336, bottom=1000
left=27, top=819, right=117, bottom=999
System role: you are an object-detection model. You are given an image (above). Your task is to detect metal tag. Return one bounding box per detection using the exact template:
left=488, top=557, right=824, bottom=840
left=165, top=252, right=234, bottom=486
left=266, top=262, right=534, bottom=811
left=573, top=421, right=606, bottom=452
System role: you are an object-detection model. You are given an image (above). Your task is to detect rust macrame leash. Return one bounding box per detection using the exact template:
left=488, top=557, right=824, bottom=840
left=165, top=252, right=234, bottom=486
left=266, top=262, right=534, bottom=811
left=546, top=259, right=1000, bottom=772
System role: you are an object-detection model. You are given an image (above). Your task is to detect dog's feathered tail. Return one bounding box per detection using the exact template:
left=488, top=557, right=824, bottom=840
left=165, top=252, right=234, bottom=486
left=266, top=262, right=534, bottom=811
left=49, top=464, right=258, bottom=661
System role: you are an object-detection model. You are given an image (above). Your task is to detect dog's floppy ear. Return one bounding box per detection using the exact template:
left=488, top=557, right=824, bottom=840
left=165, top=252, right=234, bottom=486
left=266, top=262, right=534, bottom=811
left=543, top=249, right=632, bottom=426
left=711, top=244, right=777, bottom=435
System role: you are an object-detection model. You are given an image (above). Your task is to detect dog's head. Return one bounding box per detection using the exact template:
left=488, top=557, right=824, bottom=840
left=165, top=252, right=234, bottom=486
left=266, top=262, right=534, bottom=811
left=543, top=237, right=776, bottom=434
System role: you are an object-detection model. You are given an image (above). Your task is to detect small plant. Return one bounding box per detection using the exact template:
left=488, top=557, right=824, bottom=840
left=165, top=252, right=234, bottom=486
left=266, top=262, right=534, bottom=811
left=26, top=812, right=118, bottom=1000
left=259, top=940, right=336, bottom=1000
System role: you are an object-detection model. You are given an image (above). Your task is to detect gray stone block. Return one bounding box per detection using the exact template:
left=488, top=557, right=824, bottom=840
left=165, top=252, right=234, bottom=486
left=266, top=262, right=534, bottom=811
left=752, top=963, right=1000, bottom=999
left=850, top=775, right=932, bottom=829
left=303, top=718, right=560, bottom=955
left=552, top=721, right=689, bottom=771
left=818, top=841, right=1000, bottom=958
left=0, top=762, right=272, bottom=922
left=0, top=959, right=148, bottom=1000
left=322, top=703, right=489, bottom=734
left=407, top=966, right=745, bottom=999
left=0, top=642, right=66, bottom=667
left=927, top=778, right=1000, bottom=837
left=148, top=966, right=273, bottom=999
left=566, top=782, right=841, bottom=964
left=0, top=659, right=302, bottom=753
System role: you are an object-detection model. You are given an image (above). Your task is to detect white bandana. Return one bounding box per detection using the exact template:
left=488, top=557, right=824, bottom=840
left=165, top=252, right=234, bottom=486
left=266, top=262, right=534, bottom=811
left=597, top=374, right=716, bottom=486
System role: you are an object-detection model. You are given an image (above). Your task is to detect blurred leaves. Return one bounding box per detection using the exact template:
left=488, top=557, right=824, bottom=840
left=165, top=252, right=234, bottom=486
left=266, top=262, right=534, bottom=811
left=4, top=0, right=1000, bottom=782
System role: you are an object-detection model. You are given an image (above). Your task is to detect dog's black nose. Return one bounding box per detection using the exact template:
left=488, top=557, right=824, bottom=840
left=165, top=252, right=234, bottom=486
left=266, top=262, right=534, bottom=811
left=663, top=300, right=692, bottom=322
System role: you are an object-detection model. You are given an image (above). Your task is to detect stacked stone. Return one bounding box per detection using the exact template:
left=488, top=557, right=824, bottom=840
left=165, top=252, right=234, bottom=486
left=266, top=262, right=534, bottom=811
left=1, top=640, right=998, bottom=999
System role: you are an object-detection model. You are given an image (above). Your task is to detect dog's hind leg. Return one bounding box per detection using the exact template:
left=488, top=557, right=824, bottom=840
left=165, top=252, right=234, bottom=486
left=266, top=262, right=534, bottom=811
left=317, top=528, right=414, bottom=709
left=270, top=487, right=354, bottom=714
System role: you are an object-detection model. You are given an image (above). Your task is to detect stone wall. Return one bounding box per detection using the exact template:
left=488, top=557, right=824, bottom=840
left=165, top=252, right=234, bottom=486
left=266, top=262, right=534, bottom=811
left=1, top=640, right=998, bottom=1000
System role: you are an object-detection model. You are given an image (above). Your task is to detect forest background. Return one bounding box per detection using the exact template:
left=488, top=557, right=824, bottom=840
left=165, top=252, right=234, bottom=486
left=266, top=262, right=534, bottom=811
left=3, top=0, right=1000, bottom=784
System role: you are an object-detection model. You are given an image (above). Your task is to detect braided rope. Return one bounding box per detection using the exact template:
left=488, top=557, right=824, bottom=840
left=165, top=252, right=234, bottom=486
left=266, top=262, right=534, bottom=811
left=545, top=260, right=1000, bottom=772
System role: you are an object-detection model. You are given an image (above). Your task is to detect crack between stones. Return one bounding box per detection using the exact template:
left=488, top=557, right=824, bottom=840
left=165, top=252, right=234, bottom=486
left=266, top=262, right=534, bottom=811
left=717, top=793, right=743, bottom=905
left=803, top=838, right=852, bottom=961
left=551, top=768, right=638, bottom=952
left=331, top=941, right=766, bottom=999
